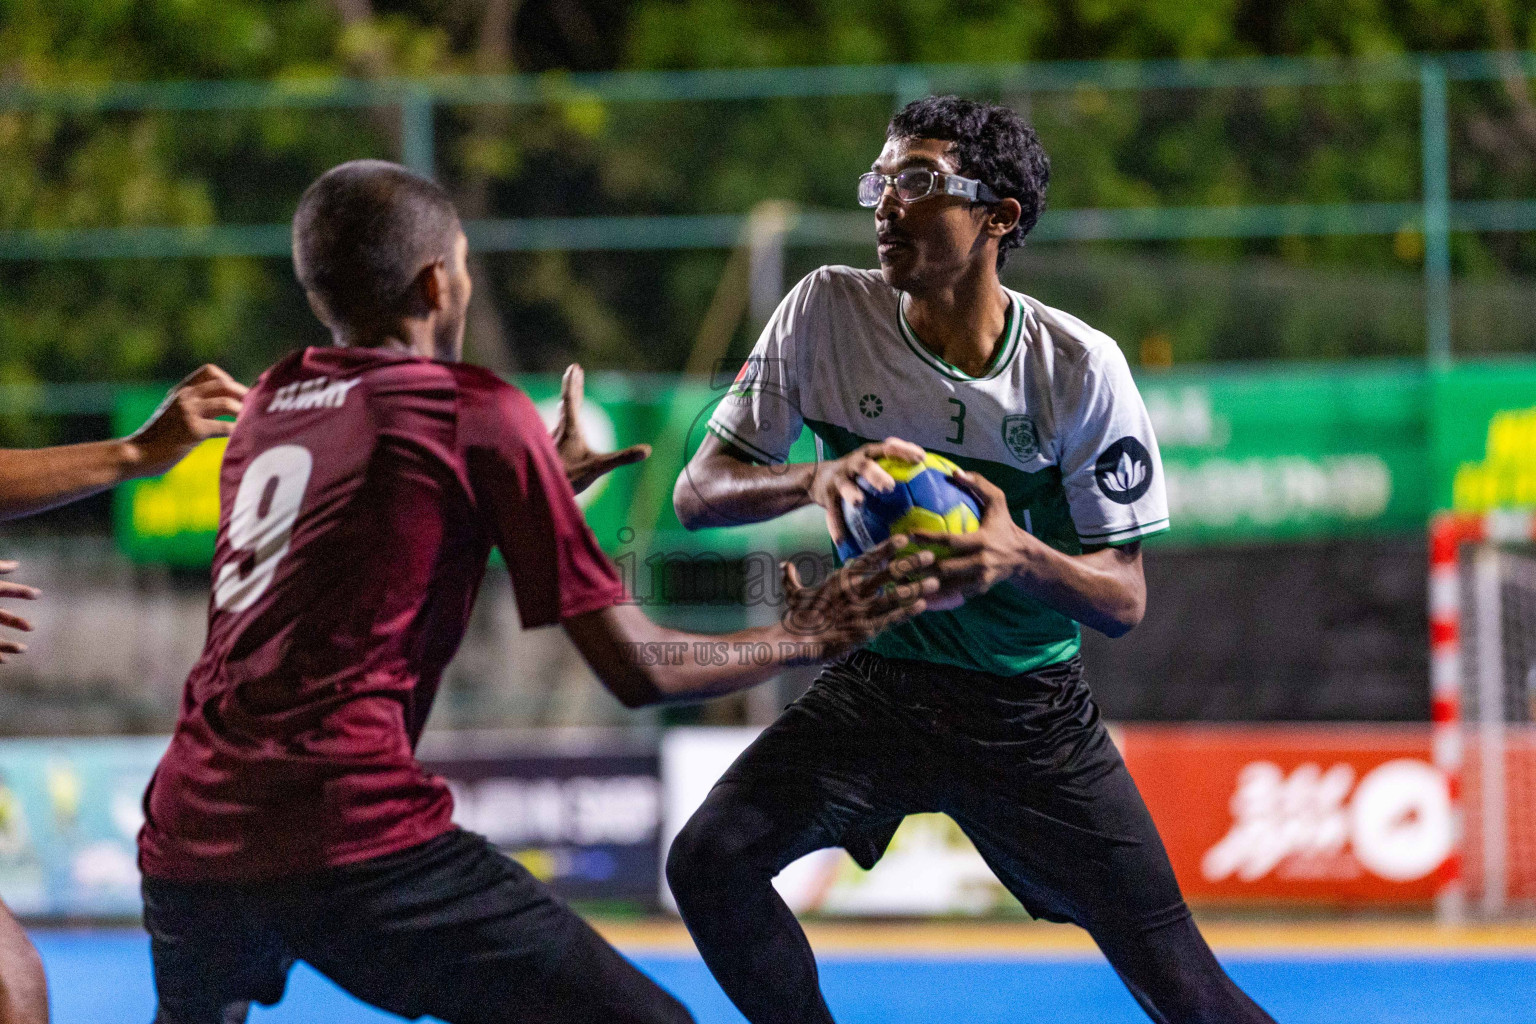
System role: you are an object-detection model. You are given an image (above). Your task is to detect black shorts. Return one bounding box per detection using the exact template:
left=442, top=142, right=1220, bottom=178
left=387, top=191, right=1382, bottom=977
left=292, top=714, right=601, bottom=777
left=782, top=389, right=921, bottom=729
left=713, top=650, right=1190, bottom=936
left=142, top=828, right=692, bottom=1024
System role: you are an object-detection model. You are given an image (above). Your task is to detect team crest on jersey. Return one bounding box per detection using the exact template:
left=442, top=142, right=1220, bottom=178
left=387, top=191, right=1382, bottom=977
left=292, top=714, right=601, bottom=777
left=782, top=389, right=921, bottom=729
left=859, top=394, right=883, bottom=418
left=1095, top=436, right=1154, bottom=504
left=1001, top=415, right=1039, bottom=462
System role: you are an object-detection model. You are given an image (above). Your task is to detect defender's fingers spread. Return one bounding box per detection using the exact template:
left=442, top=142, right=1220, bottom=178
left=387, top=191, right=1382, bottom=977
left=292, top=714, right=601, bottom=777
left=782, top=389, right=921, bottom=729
left=856, top=566, right=901, bottom=599
left=780, top=559, right=804, bottom=597
left=890, top=549, right=936, bottom=578
left=560, top=364, right=585, bottom=418
left=852, top=535, right=906, bottom=570
left=183, top=379, right=246, bottom=405
left=197, top=397, right=244, bottom=420
left=0, top=611, right=33, bottom=632
left=0, top=561, right=16, bottom=574
left=219, top=373, right=249, bottom=398
left=0, top=583, right=39, bottom=600
left=603, top=444, right=651, bottom=468
left=907, top=530, right=980, bottom=554
left=180, top=365, right=215, bottom=387
left=0, top=641, right=22, bottom=654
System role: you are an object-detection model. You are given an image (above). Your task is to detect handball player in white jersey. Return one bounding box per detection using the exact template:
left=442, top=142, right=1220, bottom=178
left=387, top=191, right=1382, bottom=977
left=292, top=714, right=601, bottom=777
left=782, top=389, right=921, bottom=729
left=669, top=96, right=1277, bottom=1024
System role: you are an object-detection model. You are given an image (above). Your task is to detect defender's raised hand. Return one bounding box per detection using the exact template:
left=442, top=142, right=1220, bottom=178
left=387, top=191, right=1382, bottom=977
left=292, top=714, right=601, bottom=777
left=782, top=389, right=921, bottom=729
left=0, top=364, right=247, bottom=521
left=0, top=561, right=38, bottom=664
left=127, top=365, right=249, bottom=479
left=552, top=364, right=651, bottom=495
left=780, top=535, right=942, bottom=660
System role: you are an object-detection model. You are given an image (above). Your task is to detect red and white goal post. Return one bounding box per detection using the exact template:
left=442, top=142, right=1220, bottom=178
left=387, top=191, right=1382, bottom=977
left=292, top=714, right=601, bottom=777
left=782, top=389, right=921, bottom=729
left=1431, top=511, right=1536, bottom=922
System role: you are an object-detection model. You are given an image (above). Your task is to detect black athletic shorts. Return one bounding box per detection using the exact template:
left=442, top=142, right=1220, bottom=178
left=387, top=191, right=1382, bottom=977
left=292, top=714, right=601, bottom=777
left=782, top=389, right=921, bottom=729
left=142, top=828, right=692, bottom=1024
left=717, top=650, right=1191, bottom=936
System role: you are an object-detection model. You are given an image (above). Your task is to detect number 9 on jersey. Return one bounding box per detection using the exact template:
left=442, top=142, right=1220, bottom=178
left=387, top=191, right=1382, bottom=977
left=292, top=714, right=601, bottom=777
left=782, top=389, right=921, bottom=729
left=213, top=444, right=314, bottom=612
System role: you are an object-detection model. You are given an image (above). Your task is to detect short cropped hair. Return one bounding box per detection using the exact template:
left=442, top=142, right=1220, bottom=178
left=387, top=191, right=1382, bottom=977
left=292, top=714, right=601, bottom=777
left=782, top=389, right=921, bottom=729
left=292, top=160, right=462, bottom=331
left=887, top=96, right=1051, bottom=269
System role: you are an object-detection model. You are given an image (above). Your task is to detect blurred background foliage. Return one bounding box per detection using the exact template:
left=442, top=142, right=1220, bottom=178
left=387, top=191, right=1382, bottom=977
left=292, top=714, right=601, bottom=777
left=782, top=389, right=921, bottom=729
left=4, top=0, right=1536, bottom=402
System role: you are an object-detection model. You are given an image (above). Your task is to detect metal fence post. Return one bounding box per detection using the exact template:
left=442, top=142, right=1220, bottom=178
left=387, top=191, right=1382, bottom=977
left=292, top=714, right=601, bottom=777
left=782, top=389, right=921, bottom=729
left=400, top=86, right=435, bottom=178
left=1420, top=59, right=1452, bottom=365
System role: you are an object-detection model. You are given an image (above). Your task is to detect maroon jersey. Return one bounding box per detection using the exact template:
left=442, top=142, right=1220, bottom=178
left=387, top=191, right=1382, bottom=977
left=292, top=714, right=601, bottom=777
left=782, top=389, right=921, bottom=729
left=139, top=346, right=624, bottom=881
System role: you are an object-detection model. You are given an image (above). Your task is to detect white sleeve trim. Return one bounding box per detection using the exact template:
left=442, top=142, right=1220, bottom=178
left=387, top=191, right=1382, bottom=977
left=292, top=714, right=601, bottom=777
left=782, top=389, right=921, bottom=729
left=706, top=419, right=785, bottom=465
left=1077, top=518, right=1171, bottom=545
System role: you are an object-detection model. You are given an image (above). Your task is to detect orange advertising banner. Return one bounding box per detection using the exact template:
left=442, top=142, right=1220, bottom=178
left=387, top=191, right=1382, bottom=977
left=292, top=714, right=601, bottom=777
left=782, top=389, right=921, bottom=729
left=1118, top=725, right=1450, bottom=905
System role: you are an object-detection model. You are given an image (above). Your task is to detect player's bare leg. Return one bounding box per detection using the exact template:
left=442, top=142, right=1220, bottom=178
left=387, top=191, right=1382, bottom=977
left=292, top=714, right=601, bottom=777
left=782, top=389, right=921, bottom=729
left=0, top=903, right=47, bottom=1024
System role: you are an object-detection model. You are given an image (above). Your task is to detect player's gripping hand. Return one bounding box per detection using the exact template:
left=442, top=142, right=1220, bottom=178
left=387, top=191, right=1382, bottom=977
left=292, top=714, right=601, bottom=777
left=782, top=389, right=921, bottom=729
left=780, top=535, right=943, bottom=660
left=125, top=365, right=249, bottom=479
left=0, top=561, right=38, bottom=664
left=552, top=364, right=652, bottom=495
left=910, top=468, right=1035, bottom=599
left=808, top=437, right=927, bottom=545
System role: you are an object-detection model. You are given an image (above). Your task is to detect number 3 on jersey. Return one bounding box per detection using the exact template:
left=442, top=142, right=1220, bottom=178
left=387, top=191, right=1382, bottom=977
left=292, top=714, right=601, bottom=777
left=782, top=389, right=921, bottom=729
left=214, top=444, right=314, bottom=612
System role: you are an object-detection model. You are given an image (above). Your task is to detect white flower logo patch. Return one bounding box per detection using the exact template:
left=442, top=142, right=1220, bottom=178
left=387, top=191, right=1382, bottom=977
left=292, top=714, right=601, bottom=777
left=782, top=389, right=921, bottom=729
left=1095, top=437, right=1154, bottom=504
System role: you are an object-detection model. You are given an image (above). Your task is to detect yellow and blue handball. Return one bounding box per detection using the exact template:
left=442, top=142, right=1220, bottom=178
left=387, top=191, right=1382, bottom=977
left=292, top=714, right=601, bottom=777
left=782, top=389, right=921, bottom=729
left=834, top=452, right=981, bottom=564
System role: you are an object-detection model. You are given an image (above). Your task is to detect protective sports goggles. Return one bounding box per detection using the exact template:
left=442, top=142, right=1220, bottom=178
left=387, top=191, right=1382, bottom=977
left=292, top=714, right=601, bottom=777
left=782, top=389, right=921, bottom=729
left=857, top=168, right=1002, bottom=208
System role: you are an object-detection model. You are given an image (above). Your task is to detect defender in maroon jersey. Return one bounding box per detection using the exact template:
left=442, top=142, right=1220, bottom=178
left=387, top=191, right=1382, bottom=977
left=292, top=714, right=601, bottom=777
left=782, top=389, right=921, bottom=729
left=138, top=160, right=946, bottom=1024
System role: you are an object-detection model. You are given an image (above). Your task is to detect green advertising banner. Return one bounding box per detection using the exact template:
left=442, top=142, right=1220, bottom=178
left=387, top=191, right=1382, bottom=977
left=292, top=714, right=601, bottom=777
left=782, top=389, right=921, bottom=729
left=1144, top=364, right=1429, bottom=544
left=112, top=358, right=1536, bottom=566
left=1430, top=362, right=1536, bottom=514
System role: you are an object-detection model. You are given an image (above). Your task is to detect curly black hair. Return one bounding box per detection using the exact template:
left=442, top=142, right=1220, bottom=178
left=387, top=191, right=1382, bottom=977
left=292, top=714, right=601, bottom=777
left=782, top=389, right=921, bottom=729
left=887, top=96, right=1050, bottom=270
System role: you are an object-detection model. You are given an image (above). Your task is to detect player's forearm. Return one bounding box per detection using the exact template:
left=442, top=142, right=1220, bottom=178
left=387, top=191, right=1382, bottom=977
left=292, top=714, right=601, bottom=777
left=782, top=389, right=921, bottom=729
left=0, top=440, right=147, bottom=521
left=566, top=604, right=826, bottom=708
left=628, top=621, right=819, bottom=706
left=673, top=449, right=816, bottom=530
left=1006, top=541, right=1145, bottom=638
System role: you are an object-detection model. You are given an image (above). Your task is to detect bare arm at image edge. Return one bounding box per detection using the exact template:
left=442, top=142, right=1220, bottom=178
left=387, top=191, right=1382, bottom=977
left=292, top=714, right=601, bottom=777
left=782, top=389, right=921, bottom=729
left=0, top=364, right=247, bottom=521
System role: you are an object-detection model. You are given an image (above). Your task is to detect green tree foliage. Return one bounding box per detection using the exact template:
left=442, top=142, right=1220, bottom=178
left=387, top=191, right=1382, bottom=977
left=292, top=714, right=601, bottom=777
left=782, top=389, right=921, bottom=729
left=612, top=0, right=1536, bottom=361
left=5, top=0, right=1536, bottom=413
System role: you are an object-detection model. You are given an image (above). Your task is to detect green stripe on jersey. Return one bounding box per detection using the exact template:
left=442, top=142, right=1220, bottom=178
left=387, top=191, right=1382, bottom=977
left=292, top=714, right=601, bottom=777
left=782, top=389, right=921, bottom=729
left=896, top=293, right=1023, bottom=383
left=807, top=417, right=1083, bottom=677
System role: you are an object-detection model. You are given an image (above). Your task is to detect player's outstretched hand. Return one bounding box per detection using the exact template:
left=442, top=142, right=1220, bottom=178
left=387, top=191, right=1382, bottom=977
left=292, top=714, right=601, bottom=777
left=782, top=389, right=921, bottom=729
left=780, top=535, right=940, bottom=661
left=911, top=467, right=1034, bottom=599
left=0, top=561, right=39, bottom=664
left=126, top=365, right=248, bottom=479
left=808, top=437, right=926, bottom=544
left=553, top=364, right=652, bottom=495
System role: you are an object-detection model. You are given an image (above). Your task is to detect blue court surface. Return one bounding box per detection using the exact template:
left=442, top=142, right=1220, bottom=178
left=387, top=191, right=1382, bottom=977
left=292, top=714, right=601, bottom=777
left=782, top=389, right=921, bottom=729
left=34, top=929, right=1536, bottom=1023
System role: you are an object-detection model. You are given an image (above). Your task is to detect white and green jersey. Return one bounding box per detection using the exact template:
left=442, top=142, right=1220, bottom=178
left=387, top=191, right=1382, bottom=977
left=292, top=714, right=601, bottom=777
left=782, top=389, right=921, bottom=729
left=706, top=265, right=1170, bottom=676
